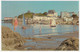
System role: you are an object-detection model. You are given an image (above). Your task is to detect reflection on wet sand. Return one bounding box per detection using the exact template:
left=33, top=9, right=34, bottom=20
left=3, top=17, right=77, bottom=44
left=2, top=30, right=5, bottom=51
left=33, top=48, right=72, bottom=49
left=2, top=23, right=79, bottom=50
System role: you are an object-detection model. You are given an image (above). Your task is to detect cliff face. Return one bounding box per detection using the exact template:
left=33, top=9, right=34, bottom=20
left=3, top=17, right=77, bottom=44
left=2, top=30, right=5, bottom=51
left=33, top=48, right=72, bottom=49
left=2, top=26, right=25, bottom=50
left=56, top=37, right=79, bottom=51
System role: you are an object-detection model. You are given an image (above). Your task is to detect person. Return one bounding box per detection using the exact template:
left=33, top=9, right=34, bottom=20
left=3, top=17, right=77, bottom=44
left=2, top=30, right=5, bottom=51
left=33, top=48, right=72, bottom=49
left=14, top=17, right=18, bottom=30
left=39, top=25, right=41, bottom=35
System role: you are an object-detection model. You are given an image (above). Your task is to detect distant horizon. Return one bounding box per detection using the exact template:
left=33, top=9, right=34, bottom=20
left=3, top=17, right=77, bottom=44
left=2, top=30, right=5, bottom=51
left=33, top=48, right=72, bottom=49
left=2, top=1, right=79, bottom=19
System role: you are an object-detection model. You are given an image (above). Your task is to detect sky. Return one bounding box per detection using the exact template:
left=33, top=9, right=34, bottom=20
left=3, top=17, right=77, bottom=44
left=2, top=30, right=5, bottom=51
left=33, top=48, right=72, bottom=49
left=2, top=1, right=79, bottom=19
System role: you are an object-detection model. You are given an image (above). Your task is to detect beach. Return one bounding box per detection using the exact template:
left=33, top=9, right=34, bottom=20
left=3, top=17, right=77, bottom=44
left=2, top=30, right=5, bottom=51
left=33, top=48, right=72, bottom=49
left=1, top=1, right=79, bottom=51
left=2, top=24, right=79, bottom=51
left=15, top=30, right=78, bottom=50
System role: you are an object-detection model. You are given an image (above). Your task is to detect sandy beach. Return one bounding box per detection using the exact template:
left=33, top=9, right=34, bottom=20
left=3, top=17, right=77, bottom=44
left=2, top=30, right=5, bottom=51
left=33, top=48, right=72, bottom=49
left=17, top=31, right=79, bottom=50
left=2, top=26, right=79, bottom=51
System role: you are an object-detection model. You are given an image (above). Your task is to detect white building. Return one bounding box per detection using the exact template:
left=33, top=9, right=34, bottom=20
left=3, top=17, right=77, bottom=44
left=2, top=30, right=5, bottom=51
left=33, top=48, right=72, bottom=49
left=64, top=17, right=73, bottom=22
left=33, top=16, right=55, bottom=21
left=77, top=12, right=79, bottom=17
left=61, top=12, right=70, bottom=18
left=4, top=17, right=13, bottom=20
left=47, top=10, right=58, bottom=18
left=33, top=10, right=57, bottom=24
left=47, top=12, right=57, bottom=17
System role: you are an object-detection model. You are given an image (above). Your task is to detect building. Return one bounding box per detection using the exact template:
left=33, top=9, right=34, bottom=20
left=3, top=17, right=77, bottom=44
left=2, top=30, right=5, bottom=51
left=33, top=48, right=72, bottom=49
left=56, top=18, right=64, bottom=24
left=33, top=16, right=54, bottom=21
left=47, top=10, right=58, bottom=17
left=48, top=10, right=55, bottom=14
left=4, top=17, right=13, bottom=20
left=60, top=12, right=74, bottom=22
left=61, top=12, right=70, bottom=18
left=33, top=15, right=56, bottom=24
left=77, top=12, right=79, bottom=17
left=64, top=17, right=73, bottom=22
left=32, top=10, right=57, bottom=24
left=47, top=12, right=57, bottom=17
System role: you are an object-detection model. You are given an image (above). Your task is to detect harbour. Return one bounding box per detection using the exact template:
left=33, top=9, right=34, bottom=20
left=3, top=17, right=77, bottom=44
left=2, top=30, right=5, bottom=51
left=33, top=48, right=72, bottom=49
left=1, top=1, right=79, bottom=51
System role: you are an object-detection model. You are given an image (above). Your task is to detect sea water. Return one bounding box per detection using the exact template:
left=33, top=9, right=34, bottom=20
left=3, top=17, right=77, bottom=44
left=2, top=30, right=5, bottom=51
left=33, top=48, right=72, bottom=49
left=2, top=23, right=79, bottom=37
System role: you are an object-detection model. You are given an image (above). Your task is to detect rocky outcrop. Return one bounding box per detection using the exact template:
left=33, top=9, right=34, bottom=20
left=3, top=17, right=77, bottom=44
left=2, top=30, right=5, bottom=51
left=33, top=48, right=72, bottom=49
left=56, top=37, right=79, bottom=51
left=2, top=26, right=26, bottom=50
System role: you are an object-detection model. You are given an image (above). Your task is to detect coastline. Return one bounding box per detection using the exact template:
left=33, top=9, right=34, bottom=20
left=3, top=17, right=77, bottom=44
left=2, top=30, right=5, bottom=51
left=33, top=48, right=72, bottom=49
left=2, top=26, right=79, bottom=50
left=22, top=31, right=79, bottom=50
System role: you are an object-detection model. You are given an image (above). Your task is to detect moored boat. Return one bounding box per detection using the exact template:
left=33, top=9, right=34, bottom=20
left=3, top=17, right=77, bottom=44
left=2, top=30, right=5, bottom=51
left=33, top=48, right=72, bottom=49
left=50, top=19, right=56, bottom=27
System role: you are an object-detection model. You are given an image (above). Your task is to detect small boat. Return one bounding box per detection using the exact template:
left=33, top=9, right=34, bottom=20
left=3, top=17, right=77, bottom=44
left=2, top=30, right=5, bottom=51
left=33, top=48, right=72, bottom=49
left=50, top=19, right=56, bottom=27
left=50, top=26, right=56, bottom=27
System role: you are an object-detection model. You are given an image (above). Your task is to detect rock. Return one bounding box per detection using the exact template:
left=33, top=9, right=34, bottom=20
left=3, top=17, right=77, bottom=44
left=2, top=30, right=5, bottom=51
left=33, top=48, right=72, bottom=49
left=56, top=37, right=79, bottom=50
left=48, top=37, right=51, bottom=39
left=2, top=26, right=26, bottom=50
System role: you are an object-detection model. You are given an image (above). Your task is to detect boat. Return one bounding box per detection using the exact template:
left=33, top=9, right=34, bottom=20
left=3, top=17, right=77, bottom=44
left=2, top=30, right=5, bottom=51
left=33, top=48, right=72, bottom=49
left=22, top=13, right=27, bottom=29
left=50, top=19, right=56, bottom=27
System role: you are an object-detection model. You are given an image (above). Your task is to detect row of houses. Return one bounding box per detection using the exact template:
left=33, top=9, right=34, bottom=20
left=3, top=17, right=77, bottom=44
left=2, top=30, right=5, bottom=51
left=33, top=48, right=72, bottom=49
left=33, top=10, right=57, bottom=21
left=4, top=17, right=13, bottom=20
left=61, top=12, right=77, bottom=22
left=33, top=10, right=75, bottom=23
left=3, top=10, right=79, bottom=24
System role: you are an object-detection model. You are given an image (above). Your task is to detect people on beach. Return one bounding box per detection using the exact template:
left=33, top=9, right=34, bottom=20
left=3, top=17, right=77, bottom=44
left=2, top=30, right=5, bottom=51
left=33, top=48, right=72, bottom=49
left=14, top=17, right=18, bottom=30
left=39, top=25, right=41, bottom=35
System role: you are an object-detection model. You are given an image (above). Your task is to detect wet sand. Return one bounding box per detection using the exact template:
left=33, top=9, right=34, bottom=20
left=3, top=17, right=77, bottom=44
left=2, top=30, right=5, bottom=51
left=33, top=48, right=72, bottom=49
left=2, top=25, right=79, bottom=50
left=16, top=31, right=79, bottom=50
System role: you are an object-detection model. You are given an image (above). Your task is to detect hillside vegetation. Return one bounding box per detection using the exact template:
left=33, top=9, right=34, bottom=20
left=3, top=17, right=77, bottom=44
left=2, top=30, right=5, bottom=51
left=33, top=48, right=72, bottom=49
left=18, top=12, right=47, bottom=19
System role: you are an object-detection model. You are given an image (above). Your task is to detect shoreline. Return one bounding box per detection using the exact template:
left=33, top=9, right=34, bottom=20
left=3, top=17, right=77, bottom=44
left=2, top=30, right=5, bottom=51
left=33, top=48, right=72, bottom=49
left=2, top=26, right=79, bottom=50
left=21, top=31, right=78, bottom=50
